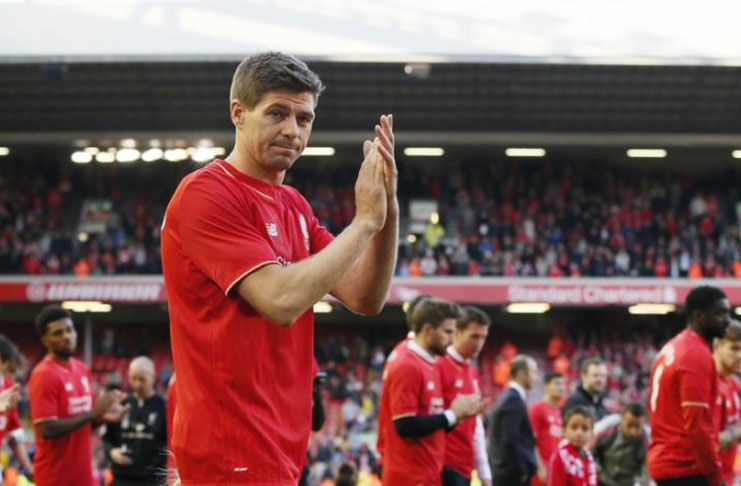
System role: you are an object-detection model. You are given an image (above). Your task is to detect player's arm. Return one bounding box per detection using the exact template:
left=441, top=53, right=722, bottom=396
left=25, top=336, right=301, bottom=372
left=546, top=450, right=567, bottom=486
left=36, top=390, right=125, bottom=439
left=238, top=140, right=390, bottom=325
left=679, top=360, right=723, bottom=485
left=7, top=428, right=33, bottom=475
left=330, top=115, right=398, bottom=314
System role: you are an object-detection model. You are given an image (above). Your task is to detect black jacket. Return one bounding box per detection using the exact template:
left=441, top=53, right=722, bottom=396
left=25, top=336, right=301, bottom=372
left=562, top=385, right=608, bottom=422
left=103, top=393, right=168, bottom=486
left=487, top=386, right=537, bottom=485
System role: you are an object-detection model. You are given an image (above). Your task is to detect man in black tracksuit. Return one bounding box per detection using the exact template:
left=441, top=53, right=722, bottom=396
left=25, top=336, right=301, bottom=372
left=104, top=356, right=168, bottom=486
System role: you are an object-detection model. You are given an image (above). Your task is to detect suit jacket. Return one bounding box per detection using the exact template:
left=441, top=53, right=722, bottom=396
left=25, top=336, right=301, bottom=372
left=488, top=386, right=537, bottom=485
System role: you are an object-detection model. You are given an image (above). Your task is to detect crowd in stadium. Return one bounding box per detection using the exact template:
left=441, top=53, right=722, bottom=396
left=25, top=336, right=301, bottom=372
left=2, top=159, right=741, bottom=280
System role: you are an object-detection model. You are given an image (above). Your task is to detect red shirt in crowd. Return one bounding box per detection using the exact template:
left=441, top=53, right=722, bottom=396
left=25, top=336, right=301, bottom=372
left=547, top=439, right=599, bottom=486
left=437, top=347, right=481, bottom=480
left=647, top=328, right=722, bottom=484
left=0, top=375, right=21, bottom=445
left=161, top=160, right=334, bottom=485
left=29, top=356, right=94, bottom=486
left=716, top=374, right=740, bottom=486
left=379, top=340, right=446, bottom=486
left=529, top=400, right=564, bottom=485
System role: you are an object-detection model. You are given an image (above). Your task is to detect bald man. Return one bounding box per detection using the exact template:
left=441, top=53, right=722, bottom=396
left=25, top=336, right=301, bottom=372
left=104, top=357, right=168, bottom=486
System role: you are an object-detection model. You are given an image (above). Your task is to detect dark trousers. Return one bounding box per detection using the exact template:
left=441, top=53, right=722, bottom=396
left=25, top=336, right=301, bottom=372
left=493, top=474, right=529, bottom=486
left=442, top=466, right=470, bottom=486
left=655, top=476, right=709, bottom=486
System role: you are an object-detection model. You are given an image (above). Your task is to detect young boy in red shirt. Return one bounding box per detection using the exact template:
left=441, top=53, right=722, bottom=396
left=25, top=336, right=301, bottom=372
left=548, top=406, right=599, bottom=486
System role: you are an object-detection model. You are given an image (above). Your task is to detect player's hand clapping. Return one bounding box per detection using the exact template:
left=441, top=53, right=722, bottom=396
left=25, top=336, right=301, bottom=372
left=0, top=383, right=21, bottom=413
left=93, top=389, right=130, bottom=423
left=355, top=114, right=396, bottom=233
left=451, top=393, right=484, bottom=421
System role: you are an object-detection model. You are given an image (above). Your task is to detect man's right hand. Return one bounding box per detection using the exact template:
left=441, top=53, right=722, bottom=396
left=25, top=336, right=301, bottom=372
left=93, top=389, right=126, bottom=421
left=110, top=447, right=133, bottom=466
left=354, top=138, right=387, bottom=234
left=450, top=393, right=482, bottom=420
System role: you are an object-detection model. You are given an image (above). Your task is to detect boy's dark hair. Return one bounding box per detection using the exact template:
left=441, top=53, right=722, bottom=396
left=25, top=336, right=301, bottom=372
left=34, top=305, right=72, bottom=337
left=0, top=335, right=21, bottom=368
left=564, top=405, right=595, bottom=426
left=230, top=52, right=325, bottom=108
left=335, top=461, right=358, bottom=486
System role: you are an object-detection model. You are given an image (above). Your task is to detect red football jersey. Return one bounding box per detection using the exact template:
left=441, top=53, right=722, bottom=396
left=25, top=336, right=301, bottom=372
left=437, top=348, right=480, bottom=479
left=717, top=374, right=740, bottom=486
left=379, top=340, right=446, bottom=486
left=29, top=356, right=94, bottom=486
left=0, top=375, right=21, bottom=445
left=162, top=160, right=334, bottom=485
left=547, top=439, right=599, bottom=486
left=529, top=401, right=563, bottom=478
left=648, top=328, right=722, bottom=484
left=376, top=336, right=411, bottom=463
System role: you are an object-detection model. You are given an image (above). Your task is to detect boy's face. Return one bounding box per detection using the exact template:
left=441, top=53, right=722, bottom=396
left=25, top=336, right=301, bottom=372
left=564, top=413, right=593, bottom=450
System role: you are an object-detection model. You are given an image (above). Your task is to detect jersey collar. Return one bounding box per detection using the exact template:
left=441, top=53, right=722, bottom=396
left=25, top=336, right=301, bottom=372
left=447, top=346, right=468, bottom=364
left=407, top=340, right=437, bottom=364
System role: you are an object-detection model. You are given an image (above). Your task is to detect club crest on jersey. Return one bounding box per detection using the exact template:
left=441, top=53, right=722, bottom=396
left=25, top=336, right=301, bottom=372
left=299, top=214, right=310, bottom=251
left=455, top=379, right=464, bottom=388
left=266, top=223, right=278, bottom=237
left=427, top=381, right=435, bottom=390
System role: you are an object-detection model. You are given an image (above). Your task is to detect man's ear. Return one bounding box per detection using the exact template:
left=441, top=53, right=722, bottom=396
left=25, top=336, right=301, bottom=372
left=230, top=99, right=245, bottom=126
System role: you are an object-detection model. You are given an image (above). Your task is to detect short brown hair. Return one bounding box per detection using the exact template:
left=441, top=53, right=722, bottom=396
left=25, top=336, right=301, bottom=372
left=510, top=354, right=535, bottom=379
left=230, top=52, right=325, bottom=109
left=405, top=294, right=433, bottom=331
left=457, top=305, right=491, bottom=330
left=581, top=357, right=605, bottom=375
left=410, top=299, right=463, bottom=334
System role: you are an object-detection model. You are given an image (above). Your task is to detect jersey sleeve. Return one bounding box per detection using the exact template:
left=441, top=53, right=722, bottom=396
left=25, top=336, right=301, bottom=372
left=389, top=362, right=423, bottom=419
left=678, top=353, right=722, bottom=483
left=7, top=408, right=21, bottom=432
left=29, top=369, right=61, bottom=424
left=179, top=176, right=279, bottom=294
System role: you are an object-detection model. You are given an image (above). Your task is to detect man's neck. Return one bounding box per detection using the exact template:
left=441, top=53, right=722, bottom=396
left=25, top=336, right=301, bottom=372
left=687, top=323, right=713, bottom=348
left=414, top=336, right=435, bottom=357
left=49, top=352, right=70, bottom=363
left=451, top=344, right=471, bottom=361
left=226, top=147, right=285, bottom=185
left=134, top=391, right=154, bottom=401
left=544, top=395, right=560, bottom=407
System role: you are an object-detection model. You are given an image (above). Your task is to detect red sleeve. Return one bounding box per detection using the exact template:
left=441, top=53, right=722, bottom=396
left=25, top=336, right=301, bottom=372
left=389, top=362, right=423, bottom=419
left=7, top=408, right=20, bottom=432
left=179, top=176, right=279, bottom=294
left=547, top=447, right=567, bottom=486
left=679, top=355, right=722, bottom=484
left=29, top=368, right=61, bottom=424
left=286, top=186, right=334, bottom=254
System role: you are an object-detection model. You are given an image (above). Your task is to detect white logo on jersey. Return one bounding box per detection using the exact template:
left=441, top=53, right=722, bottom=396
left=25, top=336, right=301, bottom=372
left=455, top=379, right=463, bottom=389
left=148, top=412, right=158, bottom=425
left=299, top=214, right=310, bottom=251
left=266, top=223, right=278, bottom=237
left=64, top=382, right=73, bottom=392
left=427, top=381, right=435, bottom=391
left=81, top=377, right=90, bottom=394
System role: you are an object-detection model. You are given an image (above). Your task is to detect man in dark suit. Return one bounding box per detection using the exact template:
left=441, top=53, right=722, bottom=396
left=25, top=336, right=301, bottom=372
left=488, top=354, right=538, bottom=486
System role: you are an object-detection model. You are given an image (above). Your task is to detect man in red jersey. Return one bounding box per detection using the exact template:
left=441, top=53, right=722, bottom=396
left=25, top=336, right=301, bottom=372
left=161, top=52, right=398, bottom=485
left=379, top=298, right=482, bottom=486
left=529, top=372, right=565, bottom=486
left=648, top=286, right=731, bottom=486
left=376, top=293, right=432, bottom=471
left=438, top=305, right=493, bottom=486
left=714, top=320, right=741, bottom=486
left=0, top=335, right=33, bottom=478
left=29, top=305, right=127, bottom=486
